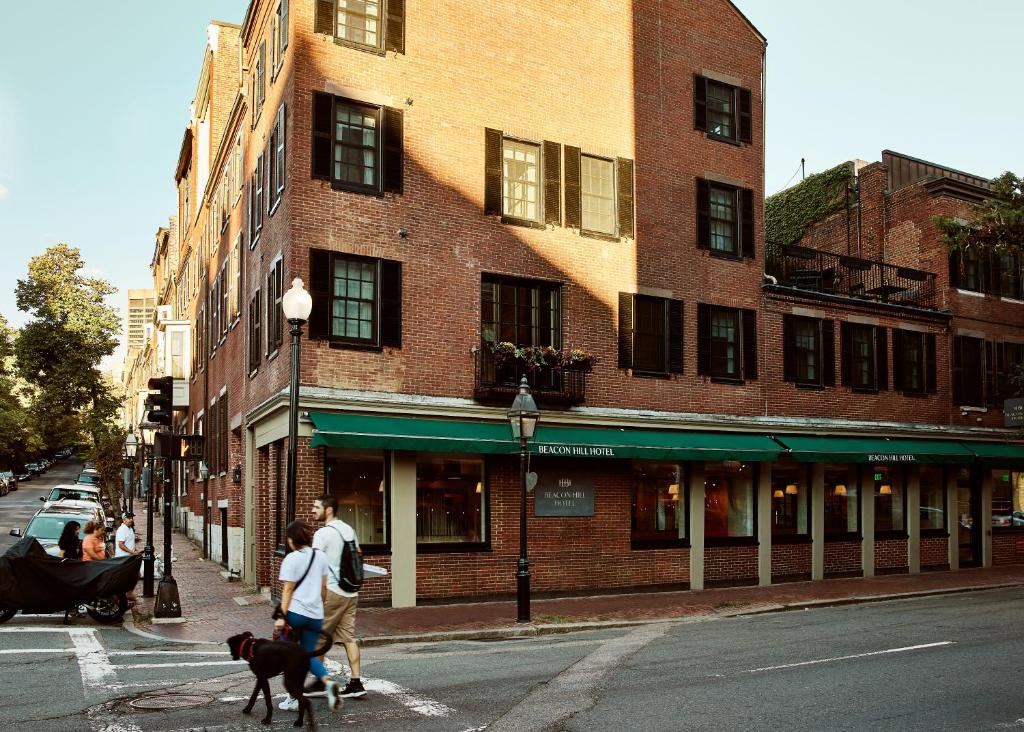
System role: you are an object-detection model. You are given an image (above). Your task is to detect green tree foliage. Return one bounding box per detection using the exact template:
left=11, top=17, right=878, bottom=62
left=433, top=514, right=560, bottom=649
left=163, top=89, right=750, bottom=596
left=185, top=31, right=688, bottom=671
left=0, top=315, right=40, bottom=469
left=934, top=172, right=1024, bottom=256
left=764, top=163, right=855, bottom=260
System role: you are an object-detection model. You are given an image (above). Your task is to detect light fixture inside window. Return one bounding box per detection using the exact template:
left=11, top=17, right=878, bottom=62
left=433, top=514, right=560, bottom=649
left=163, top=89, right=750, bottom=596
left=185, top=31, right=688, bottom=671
left=879, top=484, right=892, bottom=495
left=475, top=481, right=482, bottom=494
left=785, top=484, right=799, bottom=495
left=668, top=484, right=679, bottom=496
left=772, top=488, right=784, bottom=499
left=834, top=484, right=847, bottom=496
left=378, top=480, right=384, bottom=493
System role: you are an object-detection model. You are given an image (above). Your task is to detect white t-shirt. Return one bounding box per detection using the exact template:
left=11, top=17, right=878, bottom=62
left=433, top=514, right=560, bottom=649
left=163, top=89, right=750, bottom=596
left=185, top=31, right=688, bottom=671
left=312, top=519, right=360, bottom=598
left=115, top=524, right=136, bottom=557
left=278, top=547, right=329, bottom=619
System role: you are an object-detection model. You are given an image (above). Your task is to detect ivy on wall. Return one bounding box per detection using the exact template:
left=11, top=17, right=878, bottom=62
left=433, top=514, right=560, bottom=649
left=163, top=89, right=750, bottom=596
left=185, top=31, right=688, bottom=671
left=764, top=162, right=855, bottom=260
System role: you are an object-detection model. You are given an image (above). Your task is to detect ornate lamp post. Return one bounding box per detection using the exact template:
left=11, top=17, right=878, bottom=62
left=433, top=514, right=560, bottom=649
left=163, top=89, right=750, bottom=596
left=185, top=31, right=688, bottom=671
left=123, top=430, right=138, bottom=515
left=140, top=430, right=156, bottom=598
left=281, top=277, right=313, bottom=530
left=507, top=377, right=540, bottom=623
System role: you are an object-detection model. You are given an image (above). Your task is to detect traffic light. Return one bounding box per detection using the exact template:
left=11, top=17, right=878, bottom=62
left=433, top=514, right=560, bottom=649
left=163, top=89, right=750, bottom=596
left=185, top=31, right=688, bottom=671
left=145, top=376, right=174, bottom=426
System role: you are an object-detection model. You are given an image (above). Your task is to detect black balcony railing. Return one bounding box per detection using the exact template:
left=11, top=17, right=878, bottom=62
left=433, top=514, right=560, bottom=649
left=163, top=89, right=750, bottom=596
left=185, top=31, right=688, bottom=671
left=766, top=244, right=939, bottom=310
left=474, top=346, right=588, bottom=407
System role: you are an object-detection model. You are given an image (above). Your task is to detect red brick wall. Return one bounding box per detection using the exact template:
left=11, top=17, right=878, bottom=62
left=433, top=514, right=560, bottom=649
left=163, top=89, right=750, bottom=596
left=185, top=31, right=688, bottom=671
left=825, top=540, right=861, bottom=576
left=920, top=536, right=949, bottom=569
left=704, top=545, right=758, bottom=584
left=992, top=532, right=1024, bottom=565
left=875, top=538, right=908, bottom=571
left=771, top=541, right=811, bottom=579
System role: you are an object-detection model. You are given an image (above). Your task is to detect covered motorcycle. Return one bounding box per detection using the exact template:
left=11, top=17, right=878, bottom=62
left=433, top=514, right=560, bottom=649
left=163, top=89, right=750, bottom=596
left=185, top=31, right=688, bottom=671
left=0, top=537, right=142, bottom=623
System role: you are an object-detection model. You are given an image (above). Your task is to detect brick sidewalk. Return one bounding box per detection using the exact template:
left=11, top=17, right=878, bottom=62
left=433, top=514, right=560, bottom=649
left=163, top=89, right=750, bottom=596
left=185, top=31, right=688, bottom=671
left=131, top=531, right=1024, bottom=645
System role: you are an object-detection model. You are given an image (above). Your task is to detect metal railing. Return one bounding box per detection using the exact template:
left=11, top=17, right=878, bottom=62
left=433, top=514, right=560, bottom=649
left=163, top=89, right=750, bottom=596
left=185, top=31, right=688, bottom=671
left=473, top=346, right=587, bottom=407
left=767, top=244, right=939, bottom=309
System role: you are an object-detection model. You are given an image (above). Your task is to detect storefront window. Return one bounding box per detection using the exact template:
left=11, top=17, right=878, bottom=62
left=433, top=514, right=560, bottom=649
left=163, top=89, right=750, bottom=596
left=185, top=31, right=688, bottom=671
left=771, top=464, right=808, bottom=538
left=416, top=456, right=485, bottom=545
left=919, top=466, right=945, bottom=531
left=704, top=461, right=754, bottom=540
left=991, top=469, right=1024, bottom=529
left=632, top=463, right=685, bottom=546
left=873, top=465, right=905, bottom=534
left=325, top=449, right=387, bottom=546
left=824, top=464, right=858, bottom=536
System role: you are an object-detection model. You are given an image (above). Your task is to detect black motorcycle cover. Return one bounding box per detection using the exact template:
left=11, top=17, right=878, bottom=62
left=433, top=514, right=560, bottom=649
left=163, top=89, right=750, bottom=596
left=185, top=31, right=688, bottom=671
left=0, top=537, right=143, bottom=611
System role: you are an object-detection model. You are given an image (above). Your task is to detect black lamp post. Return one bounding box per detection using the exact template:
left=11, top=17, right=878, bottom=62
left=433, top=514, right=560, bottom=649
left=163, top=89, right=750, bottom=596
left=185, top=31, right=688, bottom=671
left=141, top=432, right=155, bottom=598
left=508, top=376, right=540, bottom=623
left=282, top=277, right=313, bottom=529
left=123, top=430, right=138, bottom=516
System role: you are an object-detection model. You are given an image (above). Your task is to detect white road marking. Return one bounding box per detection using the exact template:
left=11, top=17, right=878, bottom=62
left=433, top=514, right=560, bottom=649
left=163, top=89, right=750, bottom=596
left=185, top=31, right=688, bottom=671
left=69, top=629, right=118, bottom=696
left=0, top=648, right=74, bottom=654
left=113, top=660, right=245, bottom=669
left=738, top=641, right=955, bottom=674
left=364, top=678, right=455, bottom=717
left=107, top=650, right=231, bottom=656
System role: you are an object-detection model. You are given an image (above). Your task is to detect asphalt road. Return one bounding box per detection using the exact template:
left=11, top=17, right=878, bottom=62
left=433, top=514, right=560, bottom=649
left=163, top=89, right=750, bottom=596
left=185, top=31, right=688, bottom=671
left=0, top=459, right=85, bottom=554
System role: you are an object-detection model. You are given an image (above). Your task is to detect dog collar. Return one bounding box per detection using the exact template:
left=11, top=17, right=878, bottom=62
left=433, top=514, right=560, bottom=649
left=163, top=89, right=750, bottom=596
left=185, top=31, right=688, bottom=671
left=239, top=637, right=256, bottom=662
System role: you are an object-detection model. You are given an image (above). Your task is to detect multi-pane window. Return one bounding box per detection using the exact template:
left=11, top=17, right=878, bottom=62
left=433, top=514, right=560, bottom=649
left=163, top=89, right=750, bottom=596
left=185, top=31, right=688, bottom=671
left=708, top=186, right=737, bottom=254
left=794, top=319, right=819, bottom=384
left=698, top=305, right=756, bottom=382
left=950, top=248, right=1024, bottom=299
left=209, top=280, right=220, bottom=353
left=893, top=329, right=935, bottom=395
left=315, top=0, right=404, bottom=53
left=308, top=250, right=402, bottom=349
left=334, top=102, right=376, bottom=189
left=697, top=179, right=754, bottom=258
left=338, top=0, right=381, bottom=47
left=248, top=290, right=261, bottom=374
left=693, top=75, right=753, bottom=144
left=502, top=140, right=540, bottom=222
left=784, top=315, right=834, bottom=387
left=169, top=331, right=185, bottom=379
left=710, top=309, right=738, bottom=378
left=311, top=94, right=404, bottom=195
left=254, top=41, right=266, bottom=121
left=631, top=463, right=686, bottom=547
left=332, top=257, right=376, bottom=342
left=841, top=323, right=886, bottom=392
left=706, top=81, right=734, bottom=139
left=850, top=326, right=874, bottom=389
left=266, top=259, right=284, bottom=355
left=480, top=275, right=560, bottom=348
left=581, top=155, right=615, bottom=235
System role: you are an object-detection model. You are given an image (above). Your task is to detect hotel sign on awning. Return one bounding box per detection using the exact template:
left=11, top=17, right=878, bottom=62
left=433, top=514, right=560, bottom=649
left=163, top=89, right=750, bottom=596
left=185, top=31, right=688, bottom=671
left=536, top=444, right=616, bottom=458
left=868, top=454, right=918, bottom=463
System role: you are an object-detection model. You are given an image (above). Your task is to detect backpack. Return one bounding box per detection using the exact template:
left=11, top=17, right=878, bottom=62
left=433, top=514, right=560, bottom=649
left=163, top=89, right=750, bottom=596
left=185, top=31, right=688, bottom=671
left=329, top=525, right=363, bottom=593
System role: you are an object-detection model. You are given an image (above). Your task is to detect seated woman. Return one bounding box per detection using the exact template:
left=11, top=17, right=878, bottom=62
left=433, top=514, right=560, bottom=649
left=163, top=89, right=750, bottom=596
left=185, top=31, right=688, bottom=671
left=58, top=521, right=82, bottom=560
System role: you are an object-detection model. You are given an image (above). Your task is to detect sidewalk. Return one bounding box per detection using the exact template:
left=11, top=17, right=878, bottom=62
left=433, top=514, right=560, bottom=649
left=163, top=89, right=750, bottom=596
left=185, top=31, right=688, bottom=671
left=130, top=532, right=1024, bottom=646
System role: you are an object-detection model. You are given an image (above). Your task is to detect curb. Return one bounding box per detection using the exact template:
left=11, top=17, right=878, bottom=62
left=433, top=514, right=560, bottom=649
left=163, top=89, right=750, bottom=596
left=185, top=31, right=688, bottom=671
left=118, top=580, right=1024, bottom=647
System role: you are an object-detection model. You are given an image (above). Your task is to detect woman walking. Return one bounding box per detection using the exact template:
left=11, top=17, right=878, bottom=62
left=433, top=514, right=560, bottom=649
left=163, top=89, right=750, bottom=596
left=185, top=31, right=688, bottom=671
left=275, top=520, right=340, bottom=712
left=81, top=521, right=106, bottom=561
left=58, top=521, right=82, bottom=560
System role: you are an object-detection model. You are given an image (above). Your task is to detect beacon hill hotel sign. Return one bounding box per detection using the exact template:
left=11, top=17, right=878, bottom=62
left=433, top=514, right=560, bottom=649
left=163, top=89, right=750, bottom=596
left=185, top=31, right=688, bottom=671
left=535, top=474, right=595, bottom=517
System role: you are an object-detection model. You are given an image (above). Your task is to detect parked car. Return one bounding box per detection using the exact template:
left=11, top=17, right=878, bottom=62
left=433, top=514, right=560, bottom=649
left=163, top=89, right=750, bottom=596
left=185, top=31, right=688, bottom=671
left=9, top=505, right=107, bottom=557
left=0, top=476, right=8, bottom=497
left=992, top=514, right=1013, bottom=528
left=15, top=467, right=32, bottom=482
left=75, top=472, right=102, bottom=488
left=40, top=484, right=104, bottom=512
left=1, top=471, right=17, bottom=492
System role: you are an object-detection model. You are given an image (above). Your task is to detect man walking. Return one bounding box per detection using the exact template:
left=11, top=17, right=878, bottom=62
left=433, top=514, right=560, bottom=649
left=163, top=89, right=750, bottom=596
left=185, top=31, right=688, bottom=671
left=115, top=511, right=140, bottom=607
left=307, top=494, right=366, bottom=699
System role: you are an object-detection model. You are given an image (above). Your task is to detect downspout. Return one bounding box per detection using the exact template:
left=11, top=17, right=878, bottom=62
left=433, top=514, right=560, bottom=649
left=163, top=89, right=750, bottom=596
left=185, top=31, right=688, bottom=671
left=202, top=260, right=210, bottom=559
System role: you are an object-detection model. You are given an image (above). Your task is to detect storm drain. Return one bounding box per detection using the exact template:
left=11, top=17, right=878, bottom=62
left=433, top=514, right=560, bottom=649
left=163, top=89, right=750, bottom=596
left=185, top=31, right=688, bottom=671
left=129, top=693, right=214, bottom=711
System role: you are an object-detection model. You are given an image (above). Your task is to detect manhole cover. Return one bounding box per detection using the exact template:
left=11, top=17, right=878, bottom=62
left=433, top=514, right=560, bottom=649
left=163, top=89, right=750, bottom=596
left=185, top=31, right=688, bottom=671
left=130, top=694, right=214, bottom=711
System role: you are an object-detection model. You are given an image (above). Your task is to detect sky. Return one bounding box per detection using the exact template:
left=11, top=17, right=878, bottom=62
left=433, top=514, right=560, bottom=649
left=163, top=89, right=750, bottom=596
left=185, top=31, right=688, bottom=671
left=1, top=0, right=1022, bottom=362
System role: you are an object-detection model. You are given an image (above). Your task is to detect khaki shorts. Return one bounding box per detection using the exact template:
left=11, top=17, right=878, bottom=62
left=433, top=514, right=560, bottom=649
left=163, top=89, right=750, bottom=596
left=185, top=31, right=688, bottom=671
left=323, top=591, right=358, bottom=644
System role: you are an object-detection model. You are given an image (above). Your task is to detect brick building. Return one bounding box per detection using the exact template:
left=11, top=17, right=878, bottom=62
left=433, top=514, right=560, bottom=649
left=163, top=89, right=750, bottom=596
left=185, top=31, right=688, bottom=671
left=139, top=2, right=1023, bottom=608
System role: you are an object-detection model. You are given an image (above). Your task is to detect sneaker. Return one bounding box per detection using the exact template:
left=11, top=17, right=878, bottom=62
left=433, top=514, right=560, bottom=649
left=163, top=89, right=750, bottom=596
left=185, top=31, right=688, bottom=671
left=278, top=696, right=299, bottom=711
left=326, top=680, right=342, bottom=712
left=304, top=679, right=327, bottom=697
left=340, top=678, right=366, bottom=699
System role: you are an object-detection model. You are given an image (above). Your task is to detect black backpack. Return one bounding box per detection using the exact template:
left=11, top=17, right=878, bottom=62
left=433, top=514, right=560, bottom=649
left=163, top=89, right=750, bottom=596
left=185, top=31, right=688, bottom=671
left=330, top=525, right=363, bottom=593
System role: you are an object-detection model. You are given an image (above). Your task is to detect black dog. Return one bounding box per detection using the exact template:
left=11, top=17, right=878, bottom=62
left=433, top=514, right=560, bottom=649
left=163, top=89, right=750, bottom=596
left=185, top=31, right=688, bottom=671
left=227, top=630, right=340, bottom=729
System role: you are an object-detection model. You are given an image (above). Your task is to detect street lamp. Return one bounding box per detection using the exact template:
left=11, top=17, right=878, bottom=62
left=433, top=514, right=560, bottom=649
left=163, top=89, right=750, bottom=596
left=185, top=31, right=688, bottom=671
left=507, top=376, right=540, bottom=623
left=282, top=277, right=313, bottom=531
left=123, top=431, right=138, bottom=515
left=139, top=430, right=156, bottom=598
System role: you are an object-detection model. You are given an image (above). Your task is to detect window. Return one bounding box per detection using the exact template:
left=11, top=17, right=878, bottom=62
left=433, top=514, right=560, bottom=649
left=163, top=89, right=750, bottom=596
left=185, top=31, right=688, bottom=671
left=278, top=0, right=289, bottom=61
left=992, top=469, right=1024, bottom=529
left=325, top=449, right=387, bottom=547
left=618, top=293, right=683, bottom=375
left=314, top=0, right=404, bottom=52
left=249, top=154, right=264, bottom=247
left=873, top=466, right=905, bottom=535
left=841, top=323, right=887, bottom=392
left=181, top=177, right=191, bottom=233
left=228, top=237, right=241, bottom=321
left=416, top=456, right=486, bottom=547
left=697, top=305, right=757, bottom=381
left=208, top=399, right=218, bottom=476
left=170, top=331, right=185, bottom=379
left=999, top=342, right=1024, bottom=400
left=631, top=463, right=686, bottom=547
left=269, top=16, right=278, bottom=80
left=704, top=461, right=754, bottom=541
left=892, top=329, right=936, bottom=395
left=234, top=132, right=244, bottom=203
left=950, top=249, right=1024, bottom=299
left=209, top=282, right=219, bottom=354
left=783, top=315, right=834, bottom=388
left=696, top=179, right=754, bottom=258
left=255, top=41, right=266, bottom=121
left=248, top=290, right=261, bottom=374
left=268, top=104, right=286, bottom=213
left=953, top=335, right=984, bottom=407
left=824, top=464, right=858, bottom=537
left=266, top=259, right=284, bottom=355
left=308, top=250, right=402, bottom=348
left=771, top=463, right=809, bottom=538
left=480, top=275, right=559, bottom=347
left=219, top=392, right=229, bottom=475
left=920, top=466, right=946, bottom=533
left=581, top=155, right=615, bottom=235
left=311, top=93, right=403, bottom=195
left=693, top=75, right=752, bottom=144
left=502, top=139, right=540, bottom=223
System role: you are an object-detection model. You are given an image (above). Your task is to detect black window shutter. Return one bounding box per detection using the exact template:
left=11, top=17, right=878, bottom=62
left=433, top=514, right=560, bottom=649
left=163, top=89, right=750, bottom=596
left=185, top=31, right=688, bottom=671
left=782, top=314, right=796, bottom=382
left=312, top=93, right=332, bottom=180
left=668, top=299, right=684, bottom=374
left=876, top=327, right=888, bottom=390
left=840, top=322, right=853, bottom=386
left=740, top=188, right=755, bottom=258
left=617, top=157, right=635, bottom=239
left=543, top=141, right=561, bottom=226
left=738, top=88, right=752, bottom=143
left=484, top=128, right=503, bottom=216
left=948, top=250, right=960, bottom=288
left=380, top=259, right=402, bottom=348
left=382, top=107, right=404, bottom=194
left=985, top=340, right=996, bottom=405
left=952, top=337, right=963, bottom=405
left=742, top=309, right=758, bottom=380
left=925, top=333, right=937, bottom=393
left=315, top=0, right=334, bottom=35
left=891, top=329, right=905, bottom=391
left=618, top=292, right=634, bottom=369
left=693, top=75, right=707, bottom=131
left=822, top=320, right=836, bottom=387
left=696, top=179, right=710, bottom=249
left=385, top=0, right=405, bottom=53
left=995, top=341, right=1006, bottom=399
left=989, top=253, right=1003, bottom=297
left=308, top=249, right=331, bottom=339
left=564, top=145, right=582, bottom=229
left=697, top=304, right=711, bottom=376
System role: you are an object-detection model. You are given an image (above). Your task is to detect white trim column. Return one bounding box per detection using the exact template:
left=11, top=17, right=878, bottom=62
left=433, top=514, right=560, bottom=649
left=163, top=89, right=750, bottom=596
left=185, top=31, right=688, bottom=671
left=390, top=451, right=417, bottom=608
left=907, top=465, right=921, bottom=574
left=689, top=463, right=706, bottom=592
left=243, top=425, right=257, bottom=586
left=758, top=462, right=772, bottom=586
left=947, top=469, right=959, bottom=571
left=861, top=468, right=875, bottom=577
left=982, top=468, right=993, bottom=568
left=811, top=463, right=825, bottom=581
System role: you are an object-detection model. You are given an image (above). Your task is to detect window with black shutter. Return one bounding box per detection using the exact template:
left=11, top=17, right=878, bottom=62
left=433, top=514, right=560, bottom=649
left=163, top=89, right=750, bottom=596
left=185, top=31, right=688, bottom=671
left=693, top=75, right=753, bottom=145
left=310, top=93, right=402, bottom=196
left=841, top=322, right=882, bottom=392
left=696, top=179, right=755, bottom=258
left=209, top=280, right=220, bottom=354
left=1001, top=342, right=1024, bottom=399
left=268, top=104, right=286, bottom=214
left=480, top=275, right=560, bottom=348
left=783, top=315, right=833, bottom=388
left=698, top=305, right=757, bottom=382
left=249, top=154, right=264, bottom=246
left=894, top=329, right=932, bottom=395
left=307, top=249, right=402, bottom=349
left=953, top=335, right=985, bottom=407
left=619, top=294, right=684, bottom=376
left=312, top=0, right=405, bottom=53
left=248, top=290, right=261, bottom=375
left=266, top=259, right=283, bottom=355
left=278, top=0, right=289, bottom=63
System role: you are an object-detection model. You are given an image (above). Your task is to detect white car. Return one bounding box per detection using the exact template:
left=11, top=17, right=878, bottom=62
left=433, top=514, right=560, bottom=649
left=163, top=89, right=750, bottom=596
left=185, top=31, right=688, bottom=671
left=11, top=505, right=107, bottom=557
left=40, top=484, right=104, bottom=512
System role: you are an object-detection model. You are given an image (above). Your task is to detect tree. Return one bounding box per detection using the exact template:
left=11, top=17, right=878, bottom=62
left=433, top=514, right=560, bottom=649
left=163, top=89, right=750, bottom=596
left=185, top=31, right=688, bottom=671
left=0, top=315, right=40, bottom=468
left=934, top=172, right=1024, bottom=256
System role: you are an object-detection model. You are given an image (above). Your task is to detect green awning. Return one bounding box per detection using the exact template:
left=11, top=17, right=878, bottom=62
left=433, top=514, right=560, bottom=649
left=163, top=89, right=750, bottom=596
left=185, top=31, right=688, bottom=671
left=309, top=413, right=781, bottom=461
left=774, top=435, right=975, bottom=464
left=961, top=441, right=1024, bottom=466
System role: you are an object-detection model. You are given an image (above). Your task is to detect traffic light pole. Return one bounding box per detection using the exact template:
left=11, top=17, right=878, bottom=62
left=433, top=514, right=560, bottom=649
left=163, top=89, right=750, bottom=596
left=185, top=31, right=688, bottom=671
left=155, top=453, right=181, bottom=618
left=142, top=443, right=156, bottom=598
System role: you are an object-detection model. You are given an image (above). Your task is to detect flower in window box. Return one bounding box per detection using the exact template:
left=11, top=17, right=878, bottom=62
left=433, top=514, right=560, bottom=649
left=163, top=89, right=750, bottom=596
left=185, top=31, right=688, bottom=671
left=559, top=348, right=597, bottom=372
